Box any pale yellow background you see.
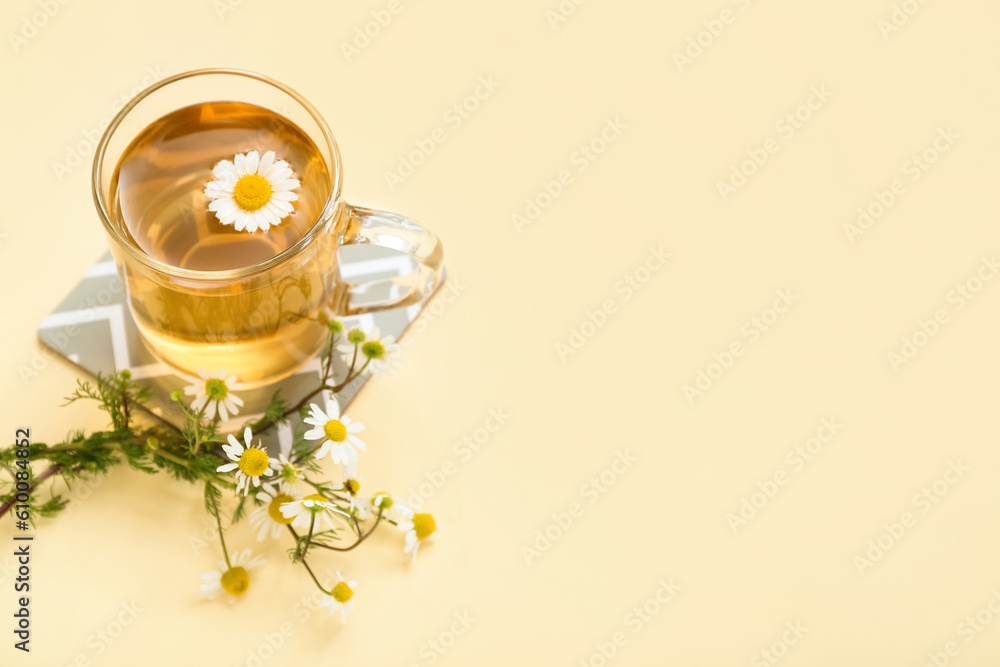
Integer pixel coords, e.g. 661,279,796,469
1,0,998,664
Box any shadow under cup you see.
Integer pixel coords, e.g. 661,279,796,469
92,69,441,389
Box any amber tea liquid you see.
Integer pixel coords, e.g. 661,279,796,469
109,101,339,386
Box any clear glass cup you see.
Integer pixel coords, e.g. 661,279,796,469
93,69,443,388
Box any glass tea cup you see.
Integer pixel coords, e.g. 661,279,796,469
92,69,443,388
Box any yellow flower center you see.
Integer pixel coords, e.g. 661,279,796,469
220,566,250,597
268,493,295,524
345,479,360,495
238,447,270,477
233,173,272,211
361,341,386,360
413,513,437,541
324,420,347,442
281,462,300,485
205,378,228,401
373,493,394,510
332,581,354,603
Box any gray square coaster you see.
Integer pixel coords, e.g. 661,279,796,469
38,245,440,446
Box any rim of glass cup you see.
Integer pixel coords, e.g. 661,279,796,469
92,68,344,281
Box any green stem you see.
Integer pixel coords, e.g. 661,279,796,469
286,525,332,595
251,354,370,438
308,509,383,553
210,493,232,569
302,512,316,558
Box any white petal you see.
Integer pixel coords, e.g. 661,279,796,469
217,463,238,472
227,434,245,454
325,400,341,420
209,200,239,216
271,178,300,191
220,209,242,225
267,163,293,181
257,151,276,179
268,199,295,216
213,160,239,182
253,210,268,232
234,153,249,176
260,206,280,227
265,201,290,221
270,190,298,202
191,394,208,412
245,151,260,174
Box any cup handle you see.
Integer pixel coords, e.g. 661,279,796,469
333,204,445,316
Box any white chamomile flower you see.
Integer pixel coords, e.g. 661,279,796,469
335,468,364,512
204,150,300,233
303,399,366,465
216,427,278,496
338,326,401,376
200,547,266,603
372,494,411,524
318,572,357,624
280,494,349,531
248,484,302,541
272,453,303,493
182,369,243,421
398,512,437,562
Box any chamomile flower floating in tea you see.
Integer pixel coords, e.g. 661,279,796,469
217,427,278,496
318,572,358,624
248,485,301,541
200,548,267,603
182,369,243,422
204,150,301,233
303,399,367,465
